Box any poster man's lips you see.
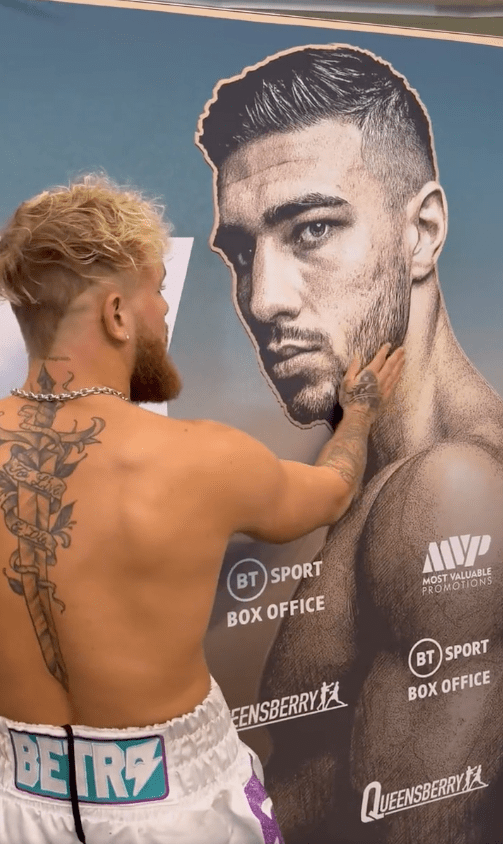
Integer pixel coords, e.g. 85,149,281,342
266,344,322,361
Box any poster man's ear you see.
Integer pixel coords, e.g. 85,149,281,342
406,182,448,282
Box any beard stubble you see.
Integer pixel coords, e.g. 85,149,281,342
258,249,410,427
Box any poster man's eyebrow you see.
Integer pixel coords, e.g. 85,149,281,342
263,193,349,227
212,193,350,249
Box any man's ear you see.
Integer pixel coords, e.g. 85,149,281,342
101,289,131,343
405,182,448,282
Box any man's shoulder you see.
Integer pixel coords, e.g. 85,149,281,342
134,412,252,466
131,409,225,441
393,438,502,489
359,441,503,634
131,407,223,433
364,439,503,554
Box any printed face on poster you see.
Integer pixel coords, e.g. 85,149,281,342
0,3,502,843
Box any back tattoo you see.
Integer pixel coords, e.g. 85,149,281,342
0,366,105,690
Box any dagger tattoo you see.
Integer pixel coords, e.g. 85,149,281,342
0,366,105,691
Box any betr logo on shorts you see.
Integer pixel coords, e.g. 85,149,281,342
10,729,168,803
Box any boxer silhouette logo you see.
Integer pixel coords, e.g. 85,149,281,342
10,730,168,803
423,535,491,573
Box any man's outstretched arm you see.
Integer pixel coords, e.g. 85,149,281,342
215,344,404,543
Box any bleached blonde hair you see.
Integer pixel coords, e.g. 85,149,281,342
0,174,171,355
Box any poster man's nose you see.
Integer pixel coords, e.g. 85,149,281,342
248,239,303,324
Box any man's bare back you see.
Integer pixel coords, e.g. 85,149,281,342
0,364,396,732
0,395,243,729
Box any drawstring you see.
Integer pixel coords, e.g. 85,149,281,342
62,724,86,843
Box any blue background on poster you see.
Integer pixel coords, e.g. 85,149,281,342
0,1,501,466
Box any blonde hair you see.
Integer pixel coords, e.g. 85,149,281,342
0,173,171,355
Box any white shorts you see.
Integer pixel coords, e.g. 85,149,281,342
0,678,284,843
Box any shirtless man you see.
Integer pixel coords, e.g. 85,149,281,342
0,175,403,843
197,46,503,843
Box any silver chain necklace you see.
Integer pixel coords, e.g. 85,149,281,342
11,386,130,403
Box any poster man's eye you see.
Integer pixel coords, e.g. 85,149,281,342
235,246,254,269
296,221,333,245
217,232,255,272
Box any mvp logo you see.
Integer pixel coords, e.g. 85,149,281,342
10,730,168,803
423,535,491,574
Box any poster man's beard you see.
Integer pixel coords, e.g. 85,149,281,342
130,329,182,404
253,256,410,426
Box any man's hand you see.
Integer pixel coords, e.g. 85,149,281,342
339,344,405,419
206,344,404,541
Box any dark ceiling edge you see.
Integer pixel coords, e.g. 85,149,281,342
153,0,503,17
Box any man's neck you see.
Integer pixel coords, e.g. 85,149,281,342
368,280,500,471
22,344,130,399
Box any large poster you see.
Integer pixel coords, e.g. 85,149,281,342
0,2,502,842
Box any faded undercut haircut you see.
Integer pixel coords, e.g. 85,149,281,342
198,46,437,210
0,174,171,357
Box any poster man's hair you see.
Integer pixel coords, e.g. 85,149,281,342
198,45,437,209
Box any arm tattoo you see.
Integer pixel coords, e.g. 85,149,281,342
339,369,381,413
0,365,104,690
316,408,372,489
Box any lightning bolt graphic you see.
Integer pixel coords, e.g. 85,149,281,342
125,739,163,797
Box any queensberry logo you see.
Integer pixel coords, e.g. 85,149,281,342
423,535,491,574
232,680,347,731
361,765,488,823
10,730,168,803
